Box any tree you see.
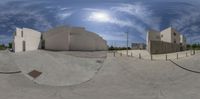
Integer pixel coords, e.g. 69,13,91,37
108,46,114,50
8,43,12,49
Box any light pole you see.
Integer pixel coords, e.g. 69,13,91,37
126,31,129,56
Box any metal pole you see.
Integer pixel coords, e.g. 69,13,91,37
166,54,168,61
131,52,133,57
176,53,178,59
114,51,115,57
186,52,188,57
139,53,141,59
151,54,153,60
126,31,129,56
190,32,193,55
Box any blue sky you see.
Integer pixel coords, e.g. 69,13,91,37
0,0,200,46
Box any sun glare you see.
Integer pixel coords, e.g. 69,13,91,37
89,12,111,22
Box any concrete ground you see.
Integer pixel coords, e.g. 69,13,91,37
0,50,200,98
12,50,107,86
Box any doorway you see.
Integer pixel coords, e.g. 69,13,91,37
22,41,26,52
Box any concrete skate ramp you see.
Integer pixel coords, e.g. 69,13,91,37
13,50,106,86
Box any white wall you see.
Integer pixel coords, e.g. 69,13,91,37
180,35,186,45
44,26,108,51
12,27,41,52
147,29,160,42
160,27,172,43
160,27,181,44
146,29,160,49
171,28,180,44
13,26,107,52
44,26,70,51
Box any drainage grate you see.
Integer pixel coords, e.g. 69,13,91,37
28,70,42,79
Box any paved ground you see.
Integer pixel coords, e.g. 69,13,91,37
0,50,20,73
0,50,200,99
12,50,107,86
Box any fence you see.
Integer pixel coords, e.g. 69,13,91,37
148,40,186,54
111,50,200,61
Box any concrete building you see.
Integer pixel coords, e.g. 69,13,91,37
13,26,107,52
43,26,107,51
180,35,187,50
12,28,41,52
147,27,187,54
131,43,146,50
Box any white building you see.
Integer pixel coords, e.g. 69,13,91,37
146,27,187,54
12,26,108,52
12,28,41,52
160,27,181,44
43,26,107,51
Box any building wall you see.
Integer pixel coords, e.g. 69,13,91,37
69,32,96,51
13,26,107,52
146,29,160,52
180,35,187,50
149,40,180,54
147,27,187,54
43,26,70,51
160,27,181,44
160,27,172,43
44,26,108,51
12,28,41,52
171,28,180,44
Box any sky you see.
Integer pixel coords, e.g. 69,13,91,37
0,0,200,46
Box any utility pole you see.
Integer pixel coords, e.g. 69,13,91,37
190,32,193,55
126,31,129,56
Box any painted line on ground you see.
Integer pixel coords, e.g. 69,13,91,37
169,59,200,74
0,71,21,74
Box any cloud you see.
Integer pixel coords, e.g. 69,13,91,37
111,3,161,30
0,34,12,44
84,7,147,39
85,8,133,27
170,4,200,43
99,31,127,41
84,3,160,40
0,2,54,31
57,12,73,20
57,7,73,20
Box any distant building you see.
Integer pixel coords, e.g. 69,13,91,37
146,27,187,54
131,43,146,50
12,26,108,52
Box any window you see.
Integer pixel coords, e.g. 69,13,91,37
161,35,163,38
174,40,176,43
21,31,23,37
174,32,176,36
